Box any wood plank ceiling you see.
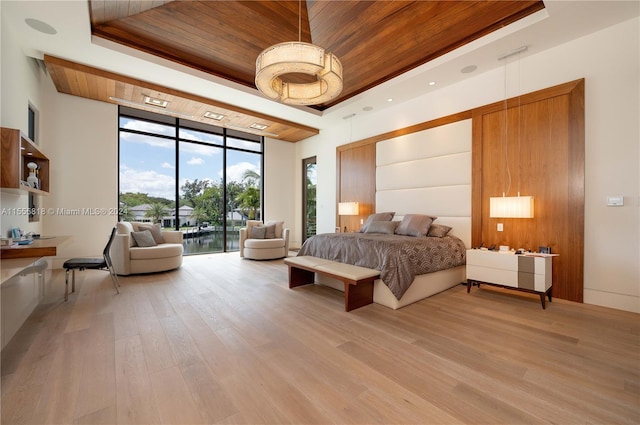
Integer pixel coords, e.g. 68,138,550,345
46,0,544,142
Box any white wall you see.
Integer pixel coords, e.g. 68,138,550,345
0,13,45,237
297,17,640,313
263,138,296,245
40,78,118,265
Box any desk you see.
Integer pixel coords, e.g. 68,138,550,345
0,236,70,259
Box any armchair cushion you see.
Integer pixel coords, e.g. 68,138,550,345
131,230,157,247
250,226,267,239
265,220,284,238
137,223,166,244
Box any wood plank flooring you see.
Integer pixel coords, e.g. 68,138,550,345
1,253,638,424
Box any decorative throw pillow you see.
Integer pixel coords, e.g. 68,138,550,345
250,225,267,239
264,223,277,239
359,212,395,233
265,220,284,238
364,221,399,235
131,230,157,247
427,223,452,238
138,223,166,244
117,221,136,247
245,220,263,238
395,214,437,237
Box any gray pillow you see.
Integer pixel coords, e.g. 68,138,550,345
359,212,395,232
137,223,166,244
264,224,276,239
395,214,437,237
427,223,452,238
364,221,399,235
250,225,267,239
131,230,157,247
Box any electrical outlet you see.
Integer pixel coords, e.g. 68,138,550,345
497,223,504,232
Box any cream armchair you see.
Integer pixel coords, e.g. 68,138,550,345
111,222,184,275
240,220,290,260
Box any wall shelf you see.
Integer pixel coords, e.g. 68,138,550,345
1,127,49,195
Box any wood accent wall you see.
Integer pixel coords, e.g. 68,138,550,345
335,79,584,302
472,79,585,302
336,143,376,233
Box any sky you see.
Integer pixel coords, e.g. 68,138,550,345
119,117,261,200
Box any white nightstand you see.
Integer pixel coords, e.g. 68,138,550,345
466,249,558,309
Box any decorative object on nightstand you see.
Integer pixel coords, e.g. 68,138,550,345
338,201,359,233
466,248,558,308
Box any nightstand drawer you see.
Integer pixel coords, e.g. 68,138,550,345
467,264,518,287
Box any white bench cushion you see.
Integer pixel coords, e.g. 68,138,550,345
285,256,379,281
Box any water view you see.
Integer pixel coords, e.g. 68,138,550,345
182,228,240,255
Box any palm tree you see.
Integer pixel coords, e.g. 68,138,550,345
190,207,209,227
236,187,260,220
145,202,168,225
241,169,261,187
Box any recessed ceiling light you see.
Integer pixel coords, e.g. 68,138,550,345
387,98,393,102
461,65,478,74
144,96,169,108
25,18,57,35
227,124,278,138
108,97,193,119
250,123,268,130
204,111,225,120
428,81,436,86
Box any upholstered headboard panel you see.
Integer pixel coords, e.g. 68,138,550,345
376,119,472,248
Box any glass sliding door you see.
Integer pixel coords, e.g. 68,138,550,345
302,156,317,242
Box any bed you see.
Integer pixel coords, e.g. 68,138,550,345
306,119,472,309
298,215,470,309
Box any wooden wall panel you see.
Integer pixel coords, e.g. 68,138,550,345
335,79,584,302
472,79,585,302
336,144,376,233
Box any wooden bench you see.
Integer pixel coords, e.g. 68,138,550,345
284,256,380,311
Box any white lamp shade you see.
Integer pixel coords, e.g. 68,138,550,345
489,196,534,218
338,201,359,216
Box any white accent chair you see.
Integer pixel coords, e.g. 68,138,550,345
239,220,290,260
111,221,184,275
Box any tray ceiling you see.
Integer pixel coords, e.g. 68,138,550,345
88,0,545,111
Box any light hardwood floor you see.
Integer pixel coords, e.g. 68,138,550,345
1,253,638,424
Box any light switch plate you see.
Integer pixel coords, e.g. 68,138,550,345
497,223,504,232
607,196,624,206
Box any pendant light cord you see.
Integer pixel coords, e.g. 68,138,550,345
503,58,512,197
298,0,302,42
517,50,522,197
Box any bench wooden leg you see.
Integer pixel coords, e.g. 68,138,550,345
344,278,374,312
288,266,314,288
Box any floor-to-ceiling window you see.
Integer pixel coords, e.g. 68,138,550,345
118,106,263,254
